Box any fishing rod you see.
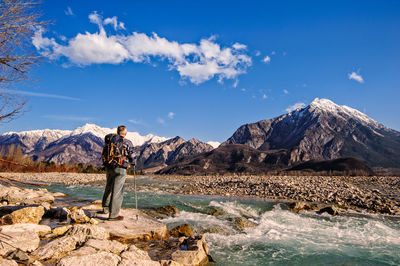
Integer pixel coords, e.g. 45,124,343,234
133,163,138,220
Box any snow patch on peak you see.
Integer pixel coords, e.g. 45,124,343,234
207,141,221,149
309,98,383,129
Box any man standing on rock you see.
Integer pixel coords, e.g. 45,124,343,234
101,125,136,221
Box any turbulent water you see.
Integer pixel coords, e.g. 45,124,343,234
49,181,400,266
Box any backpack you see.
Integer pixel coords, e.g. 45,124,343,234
101,134,127,168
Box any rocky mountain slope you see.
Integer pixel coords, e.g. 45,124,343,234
0,124,214,168
224,98,400,168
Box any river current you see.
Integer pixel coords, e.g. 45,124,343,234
48,180,400,266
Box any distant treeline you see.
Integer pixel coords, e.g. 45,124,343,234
0,145,143,175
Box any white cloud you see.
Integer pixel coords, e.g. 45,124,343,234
233,79,239,88
262,56,271,63
33,12,252,85
3,89,80,101
283,89,289,94
255,50,261,56
167,112,175,119
232,43,247,50
157,118,165,124
65,6,74,16
262,94,267,99
286,102,306,112
128,119,146,126
103,16,125,30
241,88,246,92
348,72,364,83
271,51,276,55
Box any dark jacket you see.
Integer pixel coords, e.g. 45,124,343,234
120,138,136,169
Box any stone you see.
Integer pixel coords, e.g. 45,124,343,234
152,206,179,216
169,224,193,238
0,224,50,256
0,206,44,225
31,236,77,260
91,200,102,205
160,260,183,266
96,208,168,241
0,258,18,266
52,225,72,236
65,224,109,244
52,192,67,197
85,239,127,254
6,249,30,261
45,207,70,220
64,246,97,257
69,208,90,223
234,217,256,229
288,201,312,212
119,245,160,266
170,236,209,266
316,206,338,216
57,251,121,266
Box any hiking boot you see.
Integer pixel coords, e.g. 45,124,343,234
97,209,109,214
108,215,124,221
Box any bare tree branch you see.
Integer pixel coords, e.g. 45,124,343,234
0,0,46,122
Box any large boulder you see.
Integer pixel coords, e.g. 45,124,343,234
0,224,50,256
152,206,179,216
170,236,210,266
0,206,45,225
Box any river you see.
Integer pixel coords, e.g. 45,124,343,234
47,178,400,266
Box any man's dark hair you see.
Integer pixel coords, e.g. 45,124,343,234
117,125,127,134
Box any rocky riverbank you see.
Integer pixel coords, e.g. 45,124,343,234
1,172,399,215
0,182,211,265
156,175,400,215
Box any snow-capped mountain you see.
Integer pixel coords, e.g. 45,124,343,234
0,124,215,168
224,98,400,168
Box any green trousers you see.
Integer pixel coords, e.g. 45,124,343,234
102,167,126,218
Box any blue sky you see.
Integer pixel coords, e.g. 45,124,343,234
1,0,399,142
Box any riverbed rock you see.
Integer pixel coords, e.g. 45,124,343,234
0,258,18,266
119,245,160,266
96,208,168,242
31,235,77,260
288,201,313,212
45,207,70,220
6,249,30,261
65,224,109,244
84,239,127,254
57,251,121,266
316,206,338,216
52,225,72,236
0,224,50,256
0,184,54,205
153,206,179,216
170,235,210,266
234,217,256,229
69,207,90,223
0,206,44,225
169,224,193,238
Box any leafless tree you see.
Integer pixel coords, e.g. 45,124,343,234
0,0,46,122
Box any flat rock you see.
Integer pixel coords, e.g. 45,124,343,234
95,208,168,241
0,258,18,266
65,224,109,244
85,239,127,254
0,224,49,256
170,236,209,266
32,235,77,261
57,251,121,266
0,206,44,225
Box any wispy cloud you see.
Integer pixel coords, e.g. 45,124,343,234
65,6,74,16
348,71,364,83
33,12,252,85
271,51,276,55
286,102,306,112
157,118,165,124
43,115,92,121
255,50,261,56
167,112,175,119
262,56,271,63
262,94,268,99
2,89,80,101
128,119,146,126
283,89,289,94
